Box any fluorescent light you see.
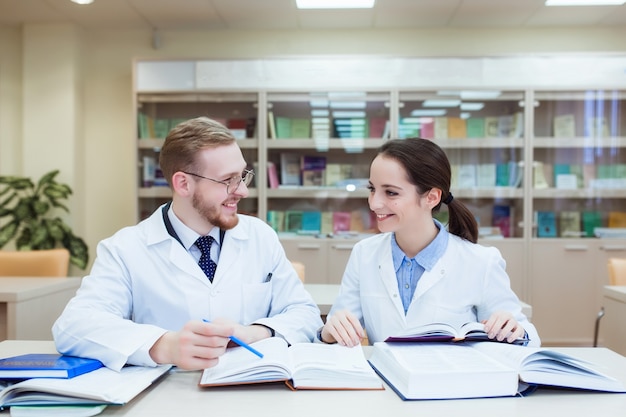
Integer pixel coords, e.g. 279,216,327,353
296,0,375,9
71,0,94,4
422,99,461,108
460,90,502,99
460,112,471,119
410,109,447,117
329,101,367,109
309,100,329,108
546,0,625,5
460,102,485,111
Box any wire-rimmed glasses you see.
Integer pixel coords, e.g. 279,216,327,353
183,169,254,194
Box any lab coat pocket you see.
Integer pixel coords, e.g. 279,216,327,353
241,282,272,322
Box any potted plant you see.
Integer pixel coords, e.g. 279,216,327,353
0,170,89,269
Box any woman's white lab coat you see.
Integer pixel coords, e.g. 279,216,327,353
53,206,322,370
328,232,540,346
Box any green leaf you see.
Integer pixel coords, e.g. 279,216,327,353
14,200,34,221
8,178,34,191
64,233,89,270
37,170,60,188
32,200,50,216
0,222,18,247
15,228,32,250
46,219,65,241
30,226,49,248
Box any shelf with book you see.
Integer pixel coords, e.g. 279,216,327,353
531,89,626,240
135,92,261,220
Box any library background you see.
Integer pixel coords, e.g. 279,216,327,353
135,56,626,347
2,1,626,349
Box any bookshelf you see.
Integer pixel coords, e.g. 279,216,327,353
134,56,626,346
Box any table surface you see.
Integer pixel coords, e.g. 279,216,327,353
0,277,81,302
604,285,626,303
1,340,625,417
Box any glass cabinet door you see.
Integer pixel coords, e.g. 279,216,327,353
398,90,527,239
532,90,626,239
265,91,390,236
136,92,259,220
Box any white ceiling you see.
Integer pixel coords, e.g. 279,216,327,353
0,0,625,31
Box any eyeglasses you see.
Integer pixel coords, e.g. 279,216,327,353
183,169,255,194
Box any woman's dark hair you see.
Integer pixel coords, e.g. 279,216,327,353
376,138,478,243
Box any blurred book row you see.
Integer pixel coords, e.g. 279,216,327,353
534,210,626,238
267,209,378,235
398,113,524,140
267,154,370,188
138,114,256,140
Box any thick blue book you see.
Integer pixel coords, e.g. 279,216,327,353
0,354,103,379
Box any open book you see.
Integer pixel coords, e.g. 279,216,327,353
384,321,527,345
368,342,626,400
199,337,383,390
0,364,171,408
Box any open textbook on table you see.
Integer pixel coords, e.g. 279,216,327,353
384,321,527,345
368,342,626,400
0,364,171,408
199,337,383,390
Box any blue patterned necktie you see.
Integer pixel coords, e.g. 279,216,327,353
195,236,217,282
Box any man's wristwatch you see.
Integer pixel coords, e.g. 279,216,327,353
316,327,325,343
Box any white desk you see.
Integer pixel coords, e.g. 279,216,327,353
1,340,625,417
0,277,81,340
601,285,626,356
304,283,533,320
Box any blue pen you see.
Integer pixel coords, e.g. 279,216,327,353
202,319,264,359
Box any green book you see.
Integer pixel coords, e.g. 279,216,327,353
559,211,582,238
285,211,303,232
275,117,292,139
291,118,311,139
466,118,485,138
582,211,602,237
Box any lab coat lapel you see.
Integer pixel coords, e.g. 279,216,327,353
145,209,212,283
376,234,407,320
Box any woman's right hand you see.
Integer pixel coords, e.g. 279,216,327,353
321,309,365,347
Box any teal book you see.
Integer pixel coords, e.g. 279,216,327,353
582,211,602,237
301,211,322,233
537,211,557,238
495,163,510,186
0,354,103,379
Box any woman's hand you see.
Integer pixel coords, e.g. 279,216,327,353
482,311,525,344
321,310,364,347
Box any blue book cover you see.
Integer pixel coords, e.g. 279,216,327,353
0,354,103,379
537,211,557,238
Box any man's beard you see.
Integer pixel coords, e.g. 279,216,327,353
192,191,239,230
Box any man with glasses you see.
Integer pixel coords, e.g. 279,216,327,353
53,117,322,371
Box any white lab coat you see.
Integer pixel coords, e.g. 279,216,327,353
328,232,540,346
53,205,322,370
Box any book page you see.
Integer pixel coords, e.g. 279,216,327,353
288,344,382,389
0,365,171,407
369,342,517,399
470,343,626,392
199,337,292,386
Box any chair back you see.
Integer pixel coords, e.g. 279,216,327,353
0,249,70,277
607,258,626,286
